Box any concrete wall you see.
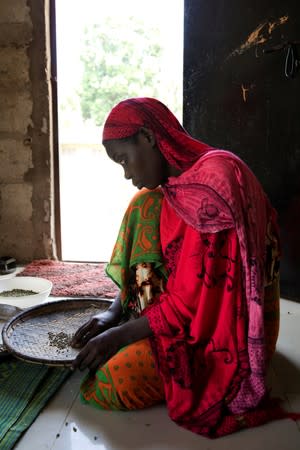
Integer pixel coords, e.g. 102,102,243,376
0,0,56,262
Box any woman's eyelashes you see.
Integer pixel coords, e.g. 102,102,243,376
116,156,127,166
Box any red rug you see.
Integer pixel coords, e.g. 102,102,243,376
18,260,118,298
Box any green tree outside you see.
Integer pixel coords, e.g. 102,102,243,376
79,16,165,126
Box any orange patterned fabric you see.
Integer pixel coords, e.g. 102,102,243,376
80,339,164,410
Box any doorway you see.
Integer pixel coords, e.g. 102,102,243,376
55,0,184,262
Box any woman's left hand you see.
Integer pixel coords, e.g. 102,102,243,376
71,326,122,372
71,316,153,373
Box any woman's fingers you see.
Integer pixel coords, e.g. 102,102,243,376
89,357,104,373
71,349,83,370
71,328,119,372
78,351,96,371
74,321,91,339
82,350,110,372
72,319,102,347
71,321,91,346
72,344,109,372
72,344,93,371
75,325,101,347
71,318,107,348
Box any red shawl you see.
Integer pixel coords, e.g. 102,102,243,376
102,98,296,436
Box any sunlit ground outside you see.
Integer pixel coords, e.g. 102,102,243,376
56,0,183,261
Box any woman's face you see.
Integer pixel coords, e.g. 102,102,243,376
104,130,169,190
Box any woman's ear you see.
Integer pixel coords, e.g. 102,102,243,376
139,127,156,146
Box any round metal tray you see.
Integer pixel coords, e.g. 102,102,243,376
2,298,111,366
0,304,21,359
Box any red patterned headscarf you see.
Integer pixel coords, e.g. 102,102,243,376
102,97,214,170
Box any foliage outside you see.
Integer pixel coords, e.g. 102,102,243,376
60,16,181,128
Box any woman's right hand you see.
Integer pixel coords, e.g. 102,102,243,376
71,292,123,348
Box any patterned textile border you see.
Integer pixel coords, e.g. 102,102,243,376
18,259,118,298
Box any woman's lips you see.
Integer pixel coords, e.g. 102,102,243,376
133,179,143,189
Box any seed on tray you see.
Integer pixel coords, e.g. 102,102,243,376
48,331,71,350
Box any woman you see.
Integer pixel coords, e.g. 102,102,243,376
71,97,284,437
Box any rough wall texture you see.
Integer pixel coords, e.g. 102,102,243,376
0,0,56,262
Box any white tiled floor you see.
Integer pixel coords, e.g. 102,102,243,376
15,299,300,450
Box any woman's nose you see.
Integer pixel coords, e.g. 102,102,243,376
124,167,132,180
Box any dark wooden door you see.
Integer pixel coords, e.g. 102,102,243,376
183,0,300,300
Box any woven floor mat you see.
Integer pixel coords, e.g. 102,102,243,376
18,259,118,298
